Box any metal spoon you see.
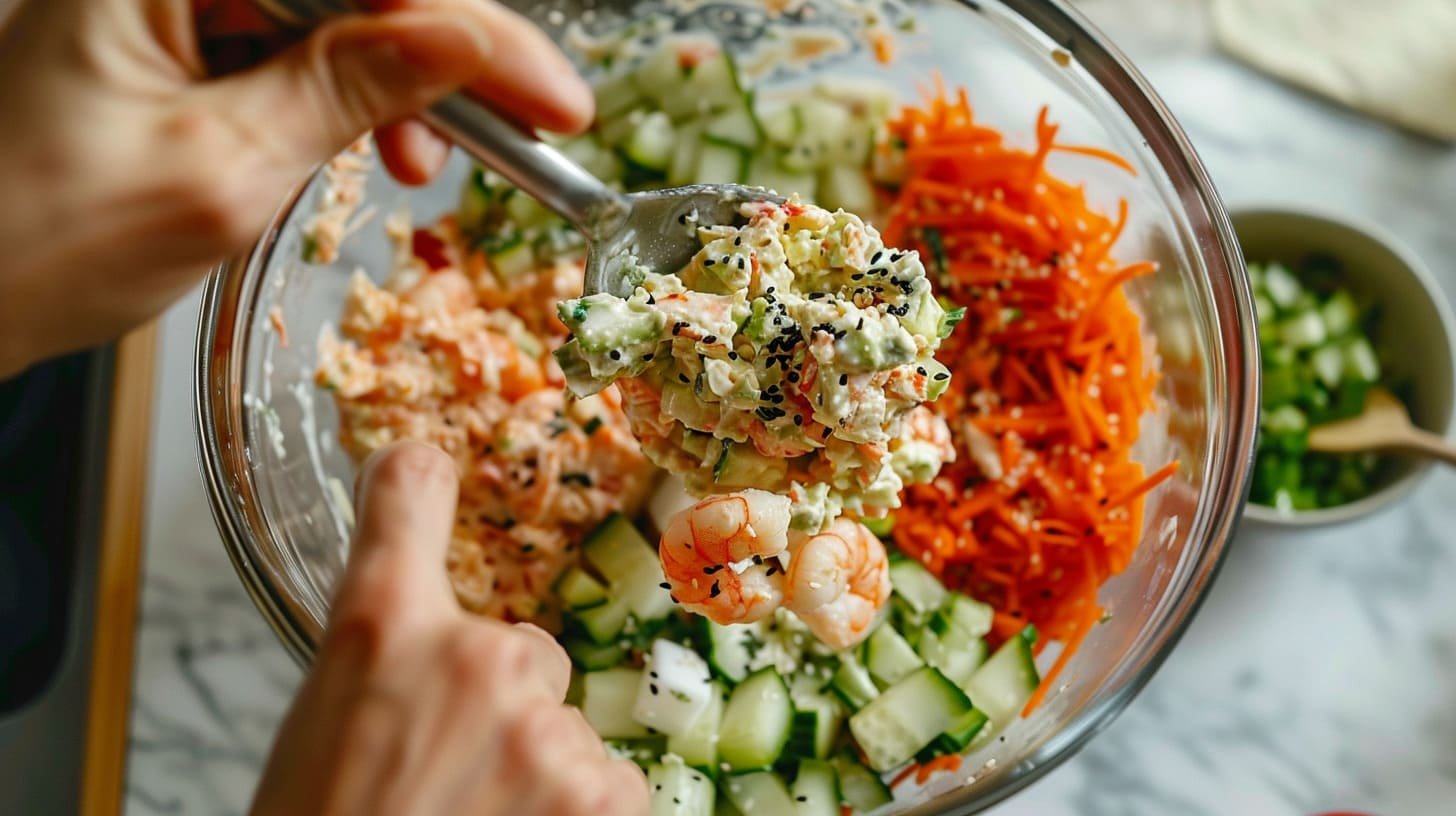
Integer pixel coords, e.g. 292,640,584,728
254,0,781,297
1307,386,1456,466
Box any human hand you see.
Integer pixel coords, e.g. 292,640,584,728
251,441,648,816
0,0,592,377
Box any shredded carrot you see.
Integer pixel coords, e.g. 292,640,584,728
885,92,1178,716
915,753,963,784
890,764,921,789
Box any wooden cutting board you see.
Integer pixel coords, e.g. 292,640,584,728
79,324,157,816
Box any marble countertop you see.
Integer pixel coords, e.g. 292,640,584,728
124,1,1456,813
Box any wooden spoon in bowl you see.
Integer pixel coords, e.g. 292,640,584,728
1307,387,1456,466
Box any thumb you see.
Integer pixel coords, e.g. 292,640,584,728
206,9,491,176
334,441,461,619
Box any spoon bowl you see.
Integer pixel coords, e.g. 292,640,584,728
1308,387,1456,466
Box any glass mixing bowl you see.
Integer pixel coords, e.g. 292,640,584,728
195,0,1258,811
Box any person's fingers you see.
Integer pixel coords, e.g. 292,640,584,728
375,118,453,186
334,441,460,618
197,9,492,180
511,623,573,701
362,0,594,134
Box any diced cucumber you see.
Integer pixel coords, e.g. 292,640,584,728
781,99,852,171
754,98,802,145
964,633,1040,741
560,133,625,184
606,735,667,768
915,619,987,690
718,668,793,771
595,69,649,119
1309,344,1345,390
459,169,502,233
927,706,989,757
636,640,715,736
483,234,537,282
943,594,994,639
702,619,767,682
788,680,845,760
825,125,873,166
695,140,749,185
626,111,677,172
829,754,893,812
582,668,650,739
669,121,706,186
722,771,796,815
634,43,687,102
816,166,876,214
1344,337,1380,383
502,189,556,231
713,442,789,489
649,761,715,816
668,681,726,772
828,655,879,711
705,105,762,150
888,559,947,619
600,107,648,147
1279,310,1327,349
574,595,631,645
1320,290,1358,337
790,760,841,816
1261,263,1302,309
864,624,923,687
685,52,744,113
746,150,817,199
583,514,675,621
810,80,898,122
557,566,610,611
848,666,973,771
566,637,626,671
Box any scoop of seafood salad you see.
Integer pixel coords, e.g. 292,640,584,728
555,196,962,532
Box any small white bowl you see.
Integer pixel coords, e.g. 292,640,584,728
1234,207,1456,528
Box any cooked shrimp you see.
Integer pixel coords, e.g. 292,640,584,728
783,518,890,650
659,490,792,625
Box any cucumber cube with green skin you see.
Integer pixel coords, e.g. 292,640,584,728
633,640,714,737
722,772,797,815
718,669,793,771
566,638,626,671
829,754,892,812
864,624,924,687
648,761,715,816
1309,344,1346,390
667,681,725,773
849,666,973,770
964,634,1040,745
582,668,650,738
625,111,677,171
789,760,841,816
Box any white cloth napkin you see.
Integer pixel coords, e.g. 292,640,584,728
1211,0,1456,141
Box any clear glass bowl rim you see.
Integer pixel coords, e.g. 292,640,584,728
193,0,1261,811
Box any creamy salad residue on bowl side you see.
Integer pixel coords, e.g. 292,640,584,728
555,196,963,532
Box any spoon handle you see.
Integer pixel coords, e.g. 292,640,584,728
1398,428,1456,467
252,0,629,236
421,97,628,237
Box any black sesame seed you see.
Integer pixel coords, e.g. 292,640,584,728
704,258,716,267
709,582,721,598
934,372,950,381
659,581,672,589
641,353,653,362
650,684,659,695
796,796,808,803
793,415,803,426
703,334,718,344
822,427,832,439
679,373,691,383
872,250,884,263
839,374,848,386
917,366,927,376
609,350,621,360
788,371,800,382
737,257,746,270
856,318,864,330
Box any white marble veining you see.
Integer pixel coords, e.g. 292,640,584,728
125,1,1456,813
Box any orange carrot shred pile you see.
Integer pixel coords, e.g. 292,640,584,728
881,84,1179,727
